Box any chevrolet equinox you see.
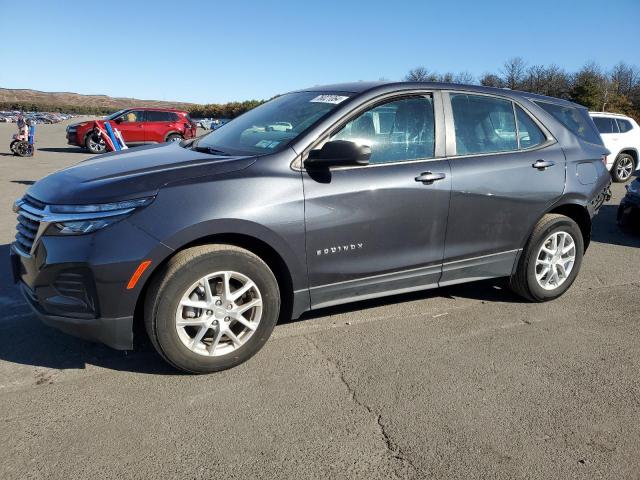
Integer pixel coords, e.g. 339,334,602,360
11,82,612,373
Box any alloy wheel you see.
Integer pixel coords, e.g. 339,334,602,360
535,231,576,290
616,156,634,181
175,271,263,357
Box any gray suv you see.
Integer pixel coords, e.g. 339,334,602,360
11,82,612,373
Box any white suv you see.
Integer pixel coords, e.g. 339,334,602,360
590,112,640,182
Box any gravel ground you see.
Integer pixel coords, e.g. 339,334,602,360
0,119,639,480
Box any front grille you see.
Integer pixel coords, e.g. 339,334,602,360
15,195,47,255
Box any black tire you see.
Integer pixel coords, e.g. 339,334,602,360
165,133,183,143
611,153,635,183
9,140,18,154
85,132,106,154
510,214,584,302
144,245,280,373
14,141,33,157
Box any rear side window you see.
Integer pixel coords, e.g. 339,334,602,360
592,116,618,134
515,105,546,149
450,94,517,155
146,111,178,122
535,101,602,144
617,119,633,133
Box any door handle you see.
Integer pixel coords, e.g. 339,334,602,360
415,172,446,183
532,160,555,170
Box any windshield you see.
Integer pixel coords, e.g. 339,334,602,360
106,109,128,120
194,92,352,155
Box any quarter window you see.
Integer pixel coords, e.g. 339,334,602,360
534,101,602,144
515,105,546,149
617,119,633,133
450,94,517,155
331,96,435,164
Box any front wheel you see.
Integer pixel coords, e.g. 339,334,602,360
144,245,280,373
85,132,106,154
510,214,584,302
611,153,635,183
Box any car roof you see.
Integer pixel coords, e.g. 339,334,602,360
588,111,631,118
128,107,187,113
296,81,582,108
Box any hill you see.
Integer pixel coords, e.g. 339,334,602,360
0,88,195,114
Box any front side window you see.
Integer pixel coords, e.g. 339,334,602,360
331,96,435,164
515,105,546,149
118,110,144,123
617,119,633,133
451,94,517,155
195,91,352,155
534,101,602,145
592,116,618,134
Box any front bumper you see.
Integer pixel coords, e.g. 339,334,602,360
19,280,133,349
9,217,173,350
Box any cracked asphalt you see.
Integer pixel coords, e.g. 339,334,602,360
1,121,639,479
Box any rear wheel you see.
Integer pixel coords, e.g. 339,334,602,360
611,153,635,183
144,245,280,373
166,133,183,143
85,132,106,154
510,214,584,302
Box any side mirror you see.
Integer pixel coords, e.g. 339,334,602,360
305,140,371,168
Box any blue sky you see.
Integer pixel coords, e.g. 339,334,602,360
1,0,638,104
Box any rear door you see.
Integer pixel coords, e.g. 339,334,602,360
144,110,175,143
114,110,146,144
302,93,451,308
440,92,565,285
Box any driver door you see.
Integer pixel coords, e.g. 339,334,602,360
114,110,146,144
302,94,451,309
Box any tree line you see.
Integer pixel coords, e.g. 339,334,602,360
405,59,640,120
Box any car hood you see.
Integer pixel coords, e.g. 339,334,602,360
27,142,257,205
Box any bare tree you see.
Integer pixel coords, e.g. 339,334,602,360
479,73,503,88
453,71,475,85
501,57,527,90
405,67,438,82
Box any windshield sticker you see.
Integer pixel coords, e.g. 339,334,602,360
310,95,349,104
255,140,281,149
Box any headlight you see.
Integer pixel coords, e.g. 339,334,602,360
54,215,129,234
46,197,154,235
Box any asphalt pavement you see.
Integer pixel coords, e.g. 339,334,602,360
0,120,639,479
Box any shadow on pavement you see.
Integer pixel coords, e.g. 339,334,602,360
10,180,35,185
591,204,640,248
37,147,88,154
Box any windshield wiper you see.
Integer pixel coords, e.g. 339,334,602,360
191,145,232,156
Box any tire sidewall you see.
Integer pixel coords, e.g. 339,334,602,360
612,154,634,183
85,133,105,154
153,250,280,373
524,218,584,301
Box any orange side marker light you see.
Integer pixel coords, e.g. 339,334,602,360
127,260,152,290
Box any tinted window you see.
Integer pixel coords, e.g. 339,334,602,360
617,119,633,133
535,101,602,144
332,96,435,164
515,105,546,148
592,116,618,134
451,94,517,155
146,111,173,122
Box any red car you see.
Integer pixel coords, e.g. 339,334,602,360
66,107,197,154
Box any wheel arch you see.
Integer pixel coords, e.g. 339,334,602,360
132,231,298,344
164,130,183,142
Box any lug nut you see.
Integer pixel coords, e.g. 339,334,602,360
215,300,222,306
206,310,213,316
224,316,230,321
212,320,218,326
227,304,233,309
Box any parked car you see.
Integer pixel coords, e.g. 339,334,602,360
12,82,611,373
618,177,640,228
66,108,197,154
590,112,640,182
